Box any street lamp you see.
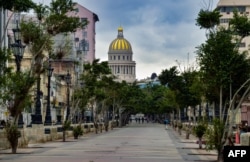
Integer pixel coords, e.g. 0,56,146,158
65,71,71,121
44,60,54,125
31,76,43,124
10,23,26,72
10,22,26,127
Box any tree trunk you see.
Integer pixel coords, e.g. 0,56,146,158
186,121,191,139
198,137,202,149
11,145,17,154
217,150,223,162
94,123,98,134
63,130,66,142
11,139,18,154
100,124,102,133
186,128,190,139
219,86,223,121
105,122,109,132
178,128,182,135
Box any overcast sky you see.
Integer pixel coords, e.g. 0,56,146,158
35,0,219,80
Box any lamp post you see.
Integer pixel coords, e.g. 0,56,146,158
10,22,26,127
44,61,53,125
10,23,26,72
65,71,71,121
31,77,43,124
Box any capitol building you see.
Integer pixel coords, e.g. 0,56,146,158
108,27,136,83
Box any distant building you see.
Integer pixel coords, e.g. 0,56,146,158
137,76,161,89
217,0,250,126
69,3,99,64
217,0,250,53
108,27,136,83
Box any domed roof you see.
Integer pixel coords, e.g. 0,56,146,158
108,27,132,53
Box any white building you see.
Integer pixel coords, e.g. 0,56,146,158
217,0,250,52
217,0,250,126
108,27,136,83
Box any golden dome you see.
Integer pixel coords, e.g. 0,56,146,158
109,38,132,51
108,27,132,52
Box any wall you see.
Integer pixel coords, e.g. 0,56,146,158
0,122,114,149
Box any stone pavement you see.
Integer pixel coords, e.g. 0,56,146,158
0,122,218,162
166,126,217,162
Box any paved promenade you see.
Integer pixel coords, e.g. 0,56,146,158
0,122,217,162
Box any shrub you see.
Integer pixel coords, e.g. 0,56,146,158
73,125,83,139
195,124,207,138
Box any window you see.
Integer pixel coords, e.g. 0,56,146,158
110,56,112,60
219,6,246,13
117,67,120,73
82,31,87,38
220,18,230,24
75,37,79,42
239,42,246,48
123,56,125,60
114,56,116,60
118,56,120,60
81,17,87,23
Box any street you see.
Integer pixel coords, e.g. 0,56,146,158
0,122,217,162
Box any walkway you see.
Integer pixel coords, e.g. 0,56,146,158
0,122,217,162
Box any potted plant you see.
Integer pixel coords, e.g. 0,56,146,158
177,122,183,135
73,125,83,139
4,122,21,153
194,124,207,149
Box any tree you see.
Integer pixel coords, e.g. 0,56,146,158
194,119,207,149
0,0,87,153
158,66,183,121
0,0,34,12
76,59,112,132
196,8,250,162
196,8,221,31
204,118,224,161
0,1,36,154
159,66,202,123
0,0,35,45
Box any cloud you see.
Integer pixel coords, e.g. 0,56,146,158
34,0,219,79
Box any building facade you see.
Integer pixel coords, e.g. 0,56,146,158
68,3,99,64
108,27,136,83
217,0,250,126
217,0,250,52
0,3,99,125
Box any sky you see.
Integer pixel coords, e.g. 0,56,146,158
35,0,219,80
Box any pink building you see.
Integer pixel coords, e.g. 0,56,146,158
68,3,99,64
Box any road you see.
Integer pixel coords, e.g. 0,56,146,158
0,122,217,162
